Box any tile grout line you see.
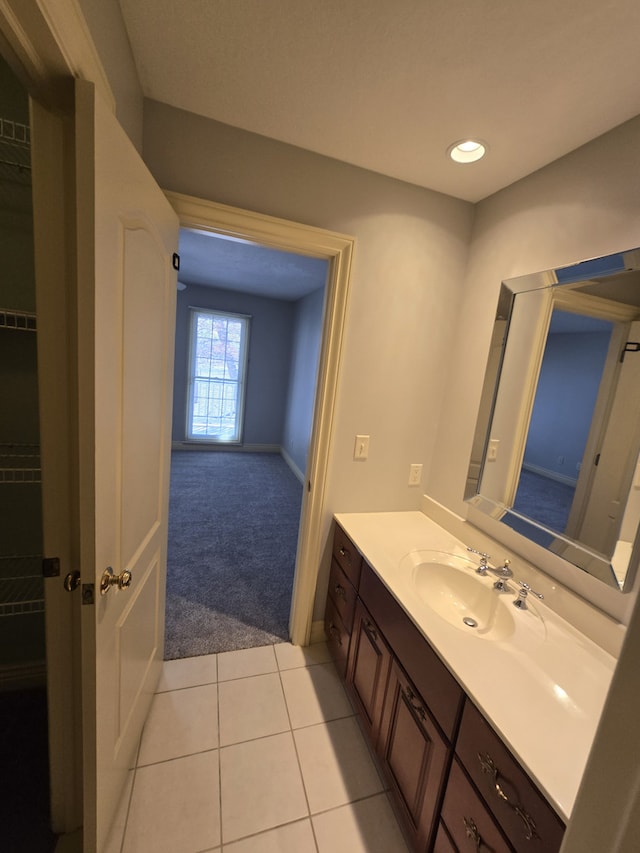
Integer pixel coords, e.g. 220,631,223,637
276,646,322,853
133,645,349,852
118,718,145,853
216,670,223,852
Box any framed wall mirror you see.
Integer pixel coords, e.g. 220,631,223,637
466,248,640,592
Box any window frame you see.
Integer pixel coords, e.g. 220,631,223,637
185,307,251,444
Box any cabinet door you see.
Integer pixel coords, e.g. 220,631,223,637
378,658,450,852
346,599,392,743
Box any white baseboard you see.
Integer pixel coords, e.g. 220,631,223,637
522,462,578,488
172,441,280,453
280,447,306,485
309,620,326,645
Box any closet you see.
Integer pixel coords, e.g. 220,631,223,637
0,55,55,852
0,58,44,690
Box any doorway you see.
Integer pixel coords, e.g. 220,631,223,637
165,228,328,656
165,191,354,649
0,54,56,852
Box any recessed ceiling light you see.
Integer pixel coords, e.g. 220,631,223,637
448,139,487,164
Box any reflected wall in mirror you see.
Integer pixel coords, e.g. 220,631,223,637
466,248,640,592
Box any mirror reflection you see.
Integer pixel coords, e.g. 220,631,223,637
466,249,640,591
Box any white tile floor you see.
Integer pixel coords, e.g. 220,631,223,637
106,642,410,853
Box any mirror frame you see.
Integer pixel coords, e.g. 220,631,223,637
465,248,640,593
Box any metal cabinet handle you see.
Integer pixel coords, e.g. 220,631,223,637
339,545,351,563
403,684,427,721
100,566,133,595
364,619,378,641
463,816,482,851
478,752,539,840
334,582,347,601
328,623,342,645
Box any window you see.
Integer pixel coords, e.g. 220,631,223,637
186,308,250,443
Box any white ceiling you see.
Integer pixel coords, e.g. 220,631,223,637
178,228,329,300
119,0,640,203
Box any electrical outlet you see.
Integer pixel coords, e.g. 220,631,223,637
408,463,423,485
354,434,370,460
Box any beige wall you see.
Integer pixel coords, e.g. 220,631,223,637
142,99,475,616
77,0,143,150
429,115,640,624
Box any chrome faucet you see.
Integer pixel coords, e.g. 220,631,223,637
466,547,490,574
467,548,513,582
513,580,544,609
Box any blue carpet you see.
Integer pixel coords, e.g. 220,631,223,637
164,451,303,658
511,468,575,534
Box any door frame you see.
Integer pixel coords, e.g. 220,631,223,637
166,191,354,645
0,0,119,837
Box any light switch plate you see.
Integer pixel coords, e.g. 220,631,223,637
408,463,423,485
354,434,370,460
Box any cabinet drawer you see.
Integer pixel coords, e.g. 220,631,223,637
433,822,457,853
332,524,362,589
324,597,350,678
456,701,565,853
328,558,357,633
360,561,464,741
441,759,512,853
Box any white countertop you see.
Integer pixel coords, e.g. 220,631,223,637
334,511,616,823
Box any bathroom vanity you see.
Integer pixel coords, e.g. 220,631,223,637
324,512,616,852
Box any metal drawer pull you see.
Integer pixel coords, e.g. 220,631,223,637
478,752,539,840
339,545,351,563
334,582,347,600
463,816,482,851
403,685,427,721
328,623,342,645
364,620,378,641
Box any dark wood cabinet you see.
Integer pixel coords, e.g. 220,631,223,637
359,560,464,742
324,527,360,677
325,523,566,853
332,523,362,588
378,658,451,852
454,701,565,853
440,759,512,852
324,595,350,677
345,598,392,743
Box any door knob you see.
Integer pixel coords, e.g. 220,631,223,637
100,566,133,595
63,571,81,592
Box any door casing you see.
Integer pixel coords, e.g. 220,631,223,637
165,192,354,646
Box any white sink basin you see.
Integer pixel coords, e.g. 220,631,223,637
399,550,522,641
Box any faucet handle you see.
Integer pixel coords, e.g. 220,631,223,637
467,547,489,559
513,580,544,609
467,547,490,574
517,580,543,598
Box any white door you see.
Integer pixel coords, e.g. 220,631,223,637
62,79,177,851
575,320,640,555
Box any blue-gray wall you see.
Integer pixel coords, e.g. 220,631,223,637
282,286,326,477
172,284,296,445
523,331,612,481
